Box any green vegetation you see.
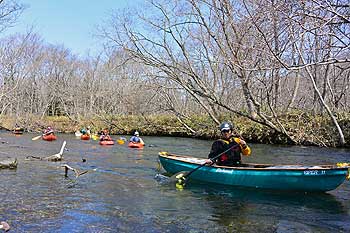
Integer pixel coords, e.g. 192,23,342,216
1,113,349,148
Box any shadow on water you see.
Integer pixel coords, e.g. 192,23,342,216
160,180,350,232
185,181,347,213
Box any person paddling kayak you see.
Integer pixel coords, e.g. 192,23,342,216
129,131,144,145
99,129,112,141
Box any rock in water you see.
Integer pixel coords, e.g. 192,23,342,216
0,158,17,169
0,221,10,231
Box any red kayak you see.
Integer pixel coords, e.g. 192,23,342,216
99,140,114,145
42,134,57,141
13,128,24,135
128,142,145,148
81,134,90,140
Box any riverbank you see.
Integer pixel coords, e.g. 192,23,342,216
1,113,349,147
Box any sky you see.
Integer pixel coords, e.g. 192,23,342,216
5,0,141,56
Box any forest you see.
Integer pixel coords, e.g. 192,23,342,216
0,0,349,147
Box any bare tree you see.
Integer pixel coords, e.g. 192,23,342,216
97,0,349,145
243,0,349,145
0,0,25,33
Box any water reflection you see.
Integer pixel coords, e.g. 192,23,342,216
181,181,349,232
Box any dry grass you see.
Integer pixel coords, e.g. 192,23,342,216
1,113,349,147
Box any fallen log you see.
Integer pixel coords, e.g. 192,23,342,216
46,141,66,161
0,158,17,169
62,164,89,178
25,141,66,162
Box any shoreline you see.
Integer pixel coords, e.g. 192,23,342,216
1,114,349,148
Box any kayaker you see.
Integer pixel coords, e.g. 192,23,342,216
43,126,54,135
80,126,91,135
100,129,112,141
13,123,24,134
86,126,91,135
205,122,251,166
14,123,21,130
129,131,144,144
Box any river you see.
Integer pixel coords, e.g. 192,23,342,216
0,131,349,232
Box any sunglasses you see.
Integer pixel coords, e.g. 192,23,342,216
221,129,230,133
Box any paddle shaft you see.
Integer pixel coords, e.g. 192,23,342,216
32,130,55,141
32,135,42,141
184,145,236,178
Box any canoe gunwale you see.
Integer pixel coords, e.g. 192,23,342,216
159,152,348,171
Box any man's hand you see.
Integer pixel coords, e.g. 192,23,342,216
240,139,247,149
204,159,214,165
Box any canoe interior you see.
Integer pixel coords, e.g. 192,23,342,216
161,153,342,170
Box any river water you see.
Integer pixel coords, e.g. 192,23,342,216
0,131,349,232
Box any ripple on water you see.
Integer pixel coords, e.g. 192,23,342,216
0,132,349,232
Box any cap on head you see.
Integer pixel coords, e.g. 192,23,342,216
134,131,139,136
219,122,233,132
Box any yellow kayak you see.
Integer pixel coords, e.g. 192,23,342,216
117,139,125,145
91,134,99,140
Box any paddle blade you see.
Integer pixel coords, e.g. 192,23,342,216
154,172,188,189
176,182,185,190
169,171,190,188
169,171,189,181
32,135,42,141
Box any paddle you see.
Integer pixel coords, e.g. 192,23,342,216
173,145,237,188
32,130,54,141
32,135,42,141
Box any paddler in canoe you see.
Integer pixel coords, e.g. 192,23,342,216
204,121,251,166
175,121,251,188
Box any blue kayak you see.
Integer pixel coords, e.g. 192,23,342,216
158,152,349,192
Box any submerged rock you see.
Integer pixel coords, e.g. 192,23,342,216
0,158,17,169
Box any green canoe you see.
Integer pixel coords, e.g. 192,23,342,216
158,152,349,192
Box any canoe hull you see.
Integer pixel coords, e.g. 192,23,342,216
42,134,57,141
81,134,90,140
99,140,114,145
159,153,349,192
13,128,24,135
128,142,144,148
13,131,24,135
